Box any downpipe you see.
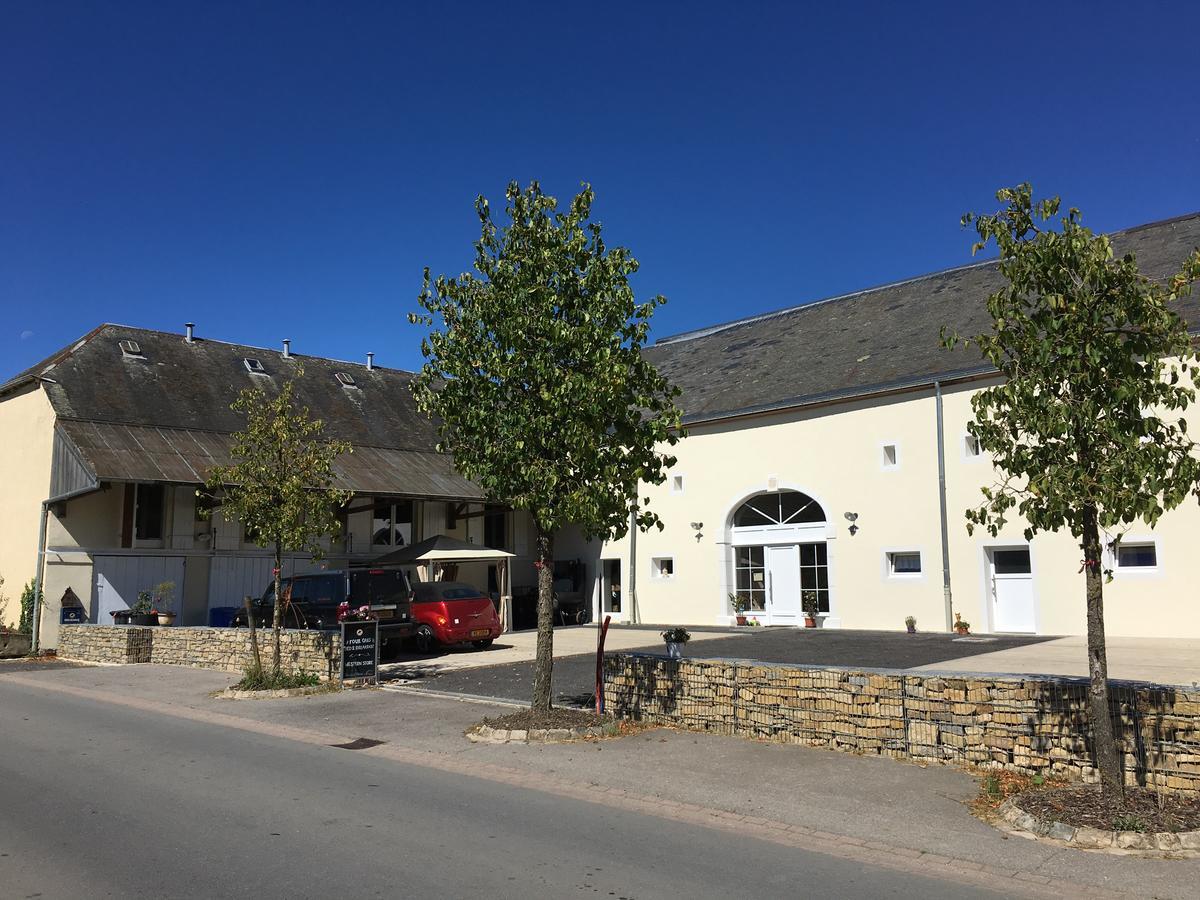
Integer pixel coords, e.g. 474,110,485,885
935,381,954,631
31,501,49,653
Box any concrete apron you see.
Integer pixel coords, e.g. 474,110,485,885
918,635,1200,687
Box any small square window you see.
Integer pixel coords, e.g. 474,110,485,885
882,443,898,469
671,475,684,494
964,434,982,457
888,552,922,576
1116,543,1157,569
651,557,675,579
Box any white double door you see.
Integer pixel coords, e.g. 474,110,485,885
764,544,802,626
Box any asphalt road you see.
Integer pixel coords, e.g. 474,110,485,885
404,626,1056,706
1,679,1018,899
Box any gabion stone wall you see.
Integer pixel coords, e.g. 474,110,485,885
59,625,339,678
603,654,1200,794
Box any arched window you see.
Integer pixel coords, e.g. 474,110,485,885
732,491,825,528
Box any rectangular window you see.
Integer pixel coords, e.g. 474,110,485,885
964,434,982,458
888,551,922,576
882,443,898,469
651,557,675,579
372,499,414,547
134,483,165,542
799,542,830,613
671,474,684,494
1116,542,1157,570
734,546,767,612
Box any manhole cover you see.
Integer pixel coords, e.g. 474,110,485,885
331,737,387,750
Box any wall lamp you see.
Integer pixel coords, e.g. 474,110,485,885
844,511,859,536
690,521,704,542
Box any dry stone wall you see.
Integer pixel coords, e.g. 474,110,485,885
604,654,1200,794
59,625,339,678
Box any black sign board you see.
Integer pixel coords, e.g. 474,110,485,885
60,606,87,625
340,620,378,683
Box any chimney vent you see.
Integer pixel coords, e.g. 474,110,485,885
282,339,291,359
184,323,195,343
366,352,374,371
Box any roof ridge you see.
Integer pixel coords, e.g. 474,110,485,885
653,209,1200,347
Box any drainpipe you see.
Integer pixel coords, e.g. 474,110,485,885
31,501,49,653
934,381,954,631
628,507,639,625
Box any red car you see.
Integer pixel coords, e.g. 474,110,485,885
411,581,501,652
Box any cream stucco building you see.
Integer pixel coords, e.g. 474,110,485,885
577,212,1200,640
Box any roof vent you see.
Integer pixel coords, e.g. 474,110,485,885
281,339,291,359
184,323,195,343
366,352,374,371
335,372,357,388
119,340,144,358
244,358,268,375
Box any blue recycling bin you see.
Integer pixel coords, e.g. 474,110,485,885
207,606,237,628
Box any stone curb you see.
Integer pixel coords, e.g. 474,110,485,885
466,723,611,744
996,797,1200,857
217,685,335,700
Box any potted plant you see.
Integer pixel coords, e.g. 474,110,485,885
152,581,177,626
728,592,749,626
954,613,971,635
905,615,917,634
661,626,691,659
802,591,820,628
130,591,157,626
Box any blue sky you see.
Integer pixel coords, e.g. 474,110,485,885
3,1,1198,376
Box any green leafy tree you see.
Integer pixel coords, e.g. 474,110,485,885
943,185,1200,798
204,369,351,676
19,578,40,635
410,181,684,711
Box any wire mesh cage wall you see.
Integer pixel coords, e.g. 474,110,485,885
603,655,1200,794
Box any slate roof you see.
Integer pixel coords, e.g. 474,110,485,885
3,325,481,500
648,213,1200,424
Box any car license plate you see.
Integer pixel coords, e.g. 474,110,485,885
470,628,490,638
374,609,394,619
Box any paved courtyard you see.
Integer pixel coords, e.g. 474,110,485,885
387,626,1058,706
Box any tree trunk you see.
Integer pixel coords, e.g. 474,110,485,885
1083,508,1124,799
531,525,555,712
272,541,283,676
244,595,263,675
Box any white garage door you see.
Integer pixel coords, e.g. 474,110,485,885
207,556,312,611
94,556,187,624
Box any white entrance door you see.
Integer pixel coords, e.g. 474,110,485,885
94,556,187,623
990,547,1036,633
766,544,802,625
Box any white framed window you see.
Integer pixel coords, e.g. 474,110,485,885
1114,540,1159,572
371,499,414,547
671,474,685,494
886,551,922,578
964,434,982,459
651,557,675,579
881,442,899,470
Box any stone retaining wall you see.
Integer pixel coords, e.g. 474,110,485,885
603,654,1200,794
59,625,339,678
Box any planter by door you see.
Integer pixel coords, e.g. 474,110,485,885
131,614,157,626
665,641,684,659
156,613,176,626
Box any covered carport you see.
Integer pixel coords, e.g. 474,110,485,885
370,535,516,631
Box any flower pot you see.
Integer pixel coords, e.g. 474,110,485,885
665,641,685,659
111,610,133,626
735,615,747,626
804,616,816,628
906,624,916,634
156,613,176,626
131,614,157,626
955,627,970,636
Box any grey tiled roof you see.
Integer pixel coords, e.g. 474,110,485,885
9,325,481,499
648,213,1200,424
